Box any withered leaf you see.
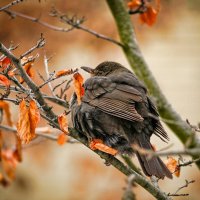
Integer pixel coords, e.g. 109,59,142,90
0,75,10,87
0,101,13,126
57,133,68,145
58,113,69,134
73,72,84,105
89,139,118,156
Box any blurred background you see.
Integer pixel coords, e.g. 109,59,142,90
0,0,200,199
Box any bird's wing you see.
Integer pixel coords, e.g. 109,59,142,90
82,76,144,122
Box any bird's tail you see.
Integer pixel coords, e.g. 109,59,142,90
135,134,172,179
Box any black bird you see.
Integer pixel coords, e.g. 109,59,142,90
70,61,172,179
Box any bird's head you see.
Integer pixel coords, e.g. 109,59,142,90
81,61,127,76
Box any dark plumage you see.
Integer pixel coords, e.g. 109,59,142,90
70,61,172,179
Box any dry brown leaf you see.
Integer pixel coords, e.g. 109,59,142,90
73,72,84,105
29,100,40,136
0,57,12,70
1,149,19,180
89,139,118,156
0,101,13,126
128,0,141,9
140,6,158,26
55,69,74,78
13,135,22,162
57,133,68,145
17,99,40,144
165,156,180,177
20,58,34,84
58,113,69,134
17,99,31,144
0,74,10,87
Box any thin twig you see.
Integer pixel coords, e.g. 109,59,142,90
43,53,56,97
0,124,78,143
52,79,70,92
0,0,24,12
168,180,195,197
4,9,75,32
20,34,45,59
50,8,123,47
132,143,200,158
178,157,200,168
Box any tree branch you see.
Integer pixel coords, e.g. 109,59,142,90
0,0,24,12
106,0,200,168
3,9,74,33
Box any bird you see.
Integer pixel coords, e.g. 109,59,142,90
70,61,172,179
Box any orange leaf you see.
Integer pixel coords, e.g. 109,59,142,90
89,139,118,156
13,135,22,162
73,72,84,105
58,113,69,134
20,58,34,84
174,165,181,177
57,133,68,145
0,57,11,70
0,74,10,87
55,69,74,78
165,156,180,177
140,6,158,26
128,0,141,9
29,100,40,136
17,99,31,144
0,101,13,126
17,99,39,144
1,149,19,180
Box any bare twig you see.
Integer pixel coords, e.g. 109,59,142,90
52,79,71,92
178,157,200,168
186,119,200,132
168,180,195,197
0,0,24,12
20,34,45,59
0,85,67,108
132,143,200,158
43,53,56,96
0,124,78,143
4,9,75,32
50,7,123,47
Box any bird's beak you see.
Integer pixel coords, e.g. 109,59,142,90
81,66,94,74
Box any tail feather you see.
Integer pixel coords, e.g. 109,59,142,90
135,134,172,179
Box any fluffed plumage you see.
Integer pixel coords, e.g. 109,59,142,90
70,61,172,179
